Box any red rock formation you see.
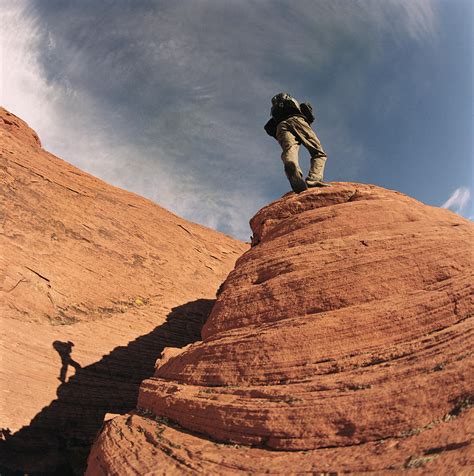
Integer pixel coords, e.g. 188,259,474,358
0,108,247,473
87,183,473,474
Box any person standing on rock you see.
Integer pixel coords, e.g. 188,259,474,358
265,93,330,193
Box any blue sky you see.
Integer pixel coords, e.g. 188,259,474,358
1,0,472,240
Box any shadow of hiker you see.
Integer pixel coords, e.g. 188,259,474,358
0,298,215,476
52,341,82,384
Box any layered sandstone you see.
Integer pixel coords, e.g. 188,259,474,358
87,183,473,474
0,108,247,474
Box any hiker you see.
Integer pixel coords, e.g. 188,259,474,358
264,93,329,193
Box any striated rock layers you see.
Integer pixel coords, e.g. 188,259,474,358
0,108,247,474
88,183,473,474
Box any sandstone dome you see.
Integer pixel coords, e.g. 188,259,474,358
87,183,473,474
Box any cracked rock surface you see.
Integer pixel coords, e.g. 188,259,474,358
88,183,473,474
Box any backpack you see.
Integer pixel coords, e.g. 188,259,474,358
264,117,277,138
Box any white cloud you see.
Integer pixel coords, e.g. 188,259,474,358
1,1,56,132
441,187,471,215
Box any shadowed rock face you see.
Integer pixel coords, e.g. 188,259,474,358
0,108,247,474
87,183,473,474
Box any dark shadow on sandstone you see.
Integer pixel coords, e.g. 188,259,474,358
0,298,215,476
53,340,82,383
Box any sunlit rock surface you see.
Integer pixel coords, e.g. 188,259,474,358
88,183,473,474
0,107,247,474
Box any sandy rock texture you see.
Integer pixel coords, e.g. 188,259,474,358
88,183,473,474
0,108,247,474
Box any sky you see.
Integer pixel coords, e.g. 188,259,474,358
1,0,472,240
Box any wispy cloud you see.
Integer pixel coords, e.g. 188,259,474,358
1,0,443,239
441,187,472,217
396,0,437,42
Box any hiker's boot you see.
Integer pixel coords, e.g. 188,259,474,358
284,162,308,193
306,157,330,187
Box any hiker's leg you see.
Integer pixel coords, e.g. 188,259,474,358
291,117,329,184
276,121,307,193
276,121,301,173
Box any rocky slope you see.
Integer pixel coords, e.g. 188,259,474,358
0,108,247,474
87,183,473,474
